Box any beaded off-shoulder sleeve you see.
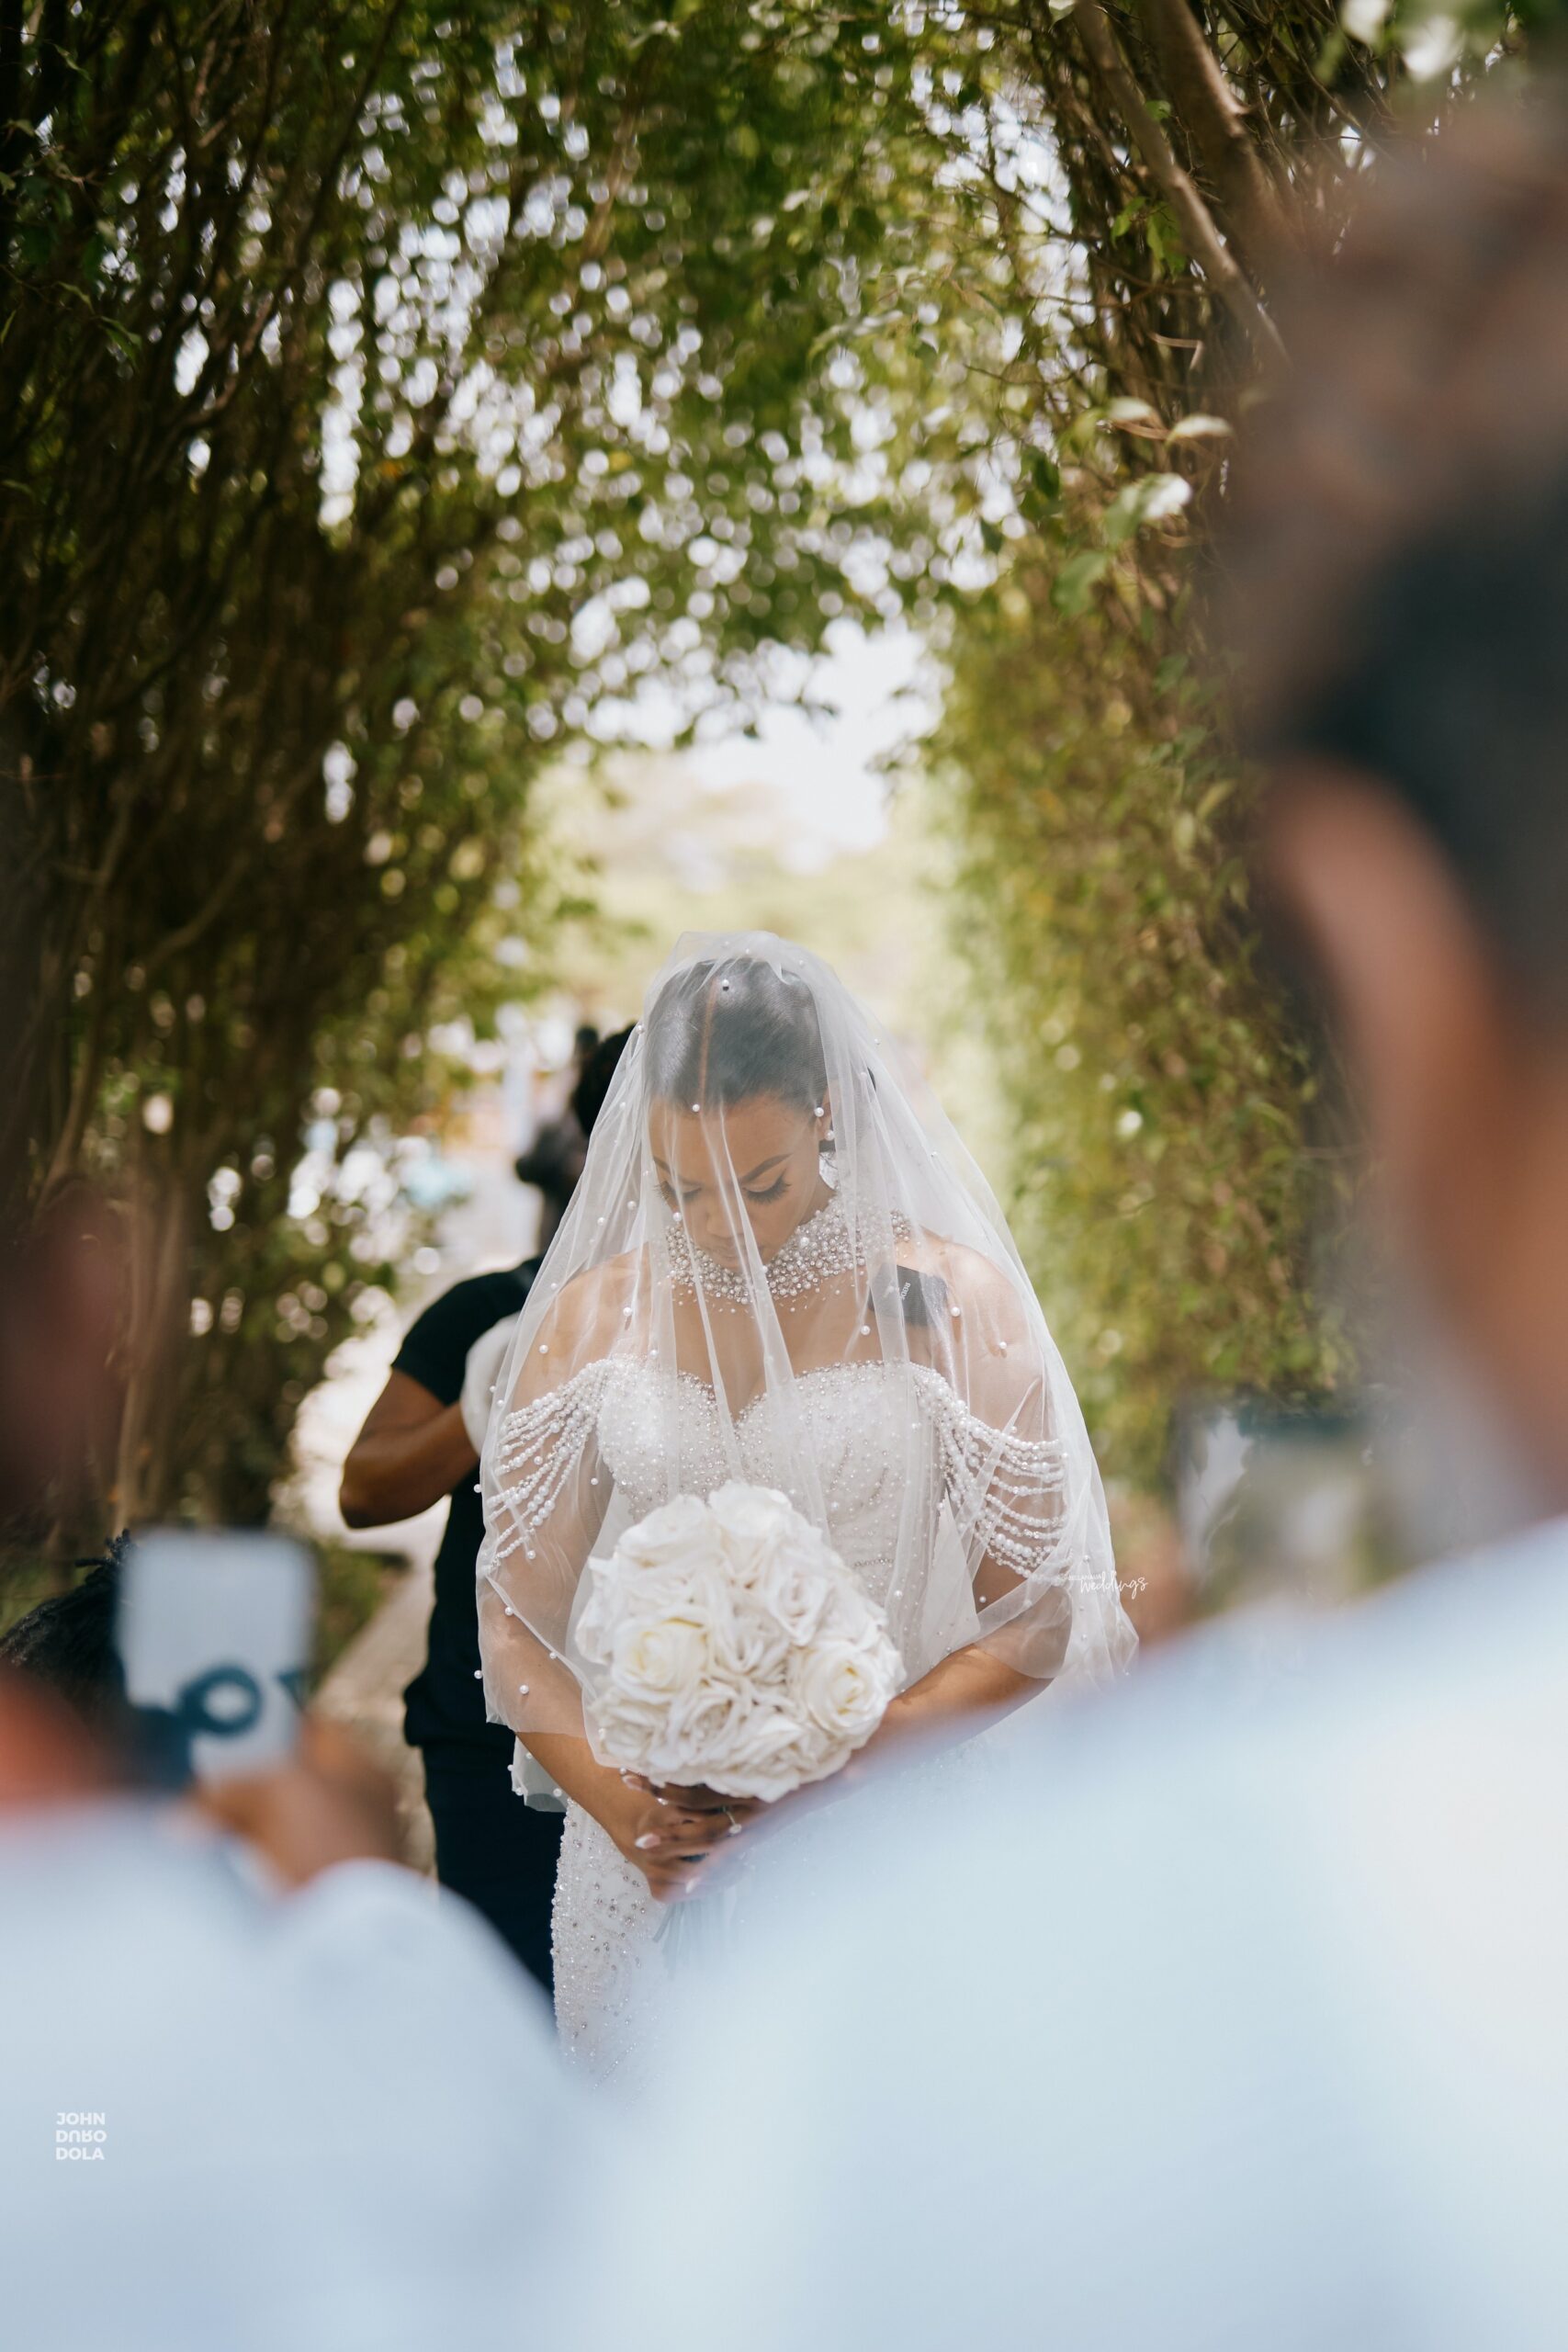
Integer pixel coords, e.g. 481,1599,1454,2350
487,1357,615,1571
910,1363,1071,1589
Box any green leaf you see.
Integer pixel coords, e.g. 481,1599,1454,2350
1051,549,1110,616
1027,449,1061,512
1102,471,1191,547
1167,413,1232,443
1145,201,1186,277
1105,396,1161,428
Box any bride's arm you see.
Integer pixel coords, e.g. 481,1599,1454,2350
762,1259,1078,1819
478,1275,740,1899
863,1638,1042,1750
721,1636,1043,1868
772,1585,1058,1813
480,1527,741,1900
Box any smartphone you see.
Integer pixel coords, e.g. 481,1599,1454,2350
1171,1394,1408,1616
116,1529,316,1790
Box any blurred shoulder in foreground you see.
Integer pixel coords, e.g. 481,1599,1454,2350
0,1665,602,2352
553,1523,1568,2352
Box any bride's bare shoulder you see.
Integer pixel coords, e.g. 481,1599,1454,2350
535,1248,647,1355
897,1228,1033,1342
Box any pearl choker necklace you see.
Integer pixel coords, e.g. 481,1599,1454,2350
665,1191,912,1306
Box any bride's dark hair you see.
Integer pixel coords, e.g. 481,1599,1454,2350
645,956,829,1113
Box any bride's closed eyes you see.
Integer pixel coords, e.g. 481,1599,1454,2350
658,1174,789,1210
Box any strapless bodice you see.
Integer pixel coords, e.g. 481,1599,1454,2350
593,1358,937,1607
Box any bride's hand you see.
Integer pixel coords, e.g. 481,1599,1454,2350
629,1774,750,1817
609,1777,759,1904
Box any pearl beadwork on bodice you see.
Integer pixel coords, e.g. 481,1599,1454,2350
595,1358,932,1607
547,1356,955,2087
493,1344,1076,2088
491,1353,1070,1603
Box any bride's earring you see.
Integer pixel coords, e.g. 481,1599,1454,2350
816,1105,839,1192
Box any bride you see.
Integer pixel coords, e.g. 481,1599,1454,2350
477,933,1135,2078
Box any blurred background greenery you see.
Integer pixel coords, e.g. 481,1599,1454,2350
4,0,1553,1623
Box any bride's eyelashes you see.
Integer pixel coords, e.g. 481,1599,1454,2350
657,1175,789,1209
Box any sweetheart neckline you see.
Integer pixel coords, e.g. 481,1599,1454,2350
615,1355,924,1430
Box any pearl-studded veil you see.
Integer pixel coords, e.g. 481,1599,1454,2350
477,932,1134,1775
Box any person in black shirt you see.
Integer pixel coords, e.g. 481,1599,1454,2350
340,1027,631,1993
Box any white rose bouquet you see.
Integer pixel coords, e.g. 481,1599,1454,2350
573,1483,903,1804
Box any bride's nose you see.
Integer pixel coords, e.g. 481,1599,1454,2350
691,1194,745,1254
694,1211,738,1257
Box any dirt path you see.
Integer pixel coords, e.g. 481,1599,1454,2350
316,1555,437,1873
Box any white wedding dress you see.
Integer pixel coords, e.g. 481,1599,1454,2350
478,939,1134,2088
548,1353,1025,2083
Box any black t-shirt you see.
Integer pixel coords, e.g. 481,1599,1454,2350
393,1259,540,1757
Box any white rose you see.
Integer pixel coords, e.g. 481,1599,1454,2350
707,1481,794,1576
607,1614,708,1703
750,1541,834,1647
604,1549,724,1627
654,1679,750,1770
687,1701,823,1803
795,1635,897,1747
651,1556,750,1667
581,1485,902,1802
592,1693,666,1774
618,1492,720,1571
705,1589,791,1681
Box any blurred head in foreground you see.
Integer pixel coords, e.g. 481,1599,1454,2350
1231,82,1568,1518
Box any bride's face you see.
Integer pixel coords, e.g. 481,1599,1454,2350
649,1092,826,1265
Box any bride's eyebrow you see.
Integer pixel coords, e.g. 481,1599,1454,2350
652,1156,706,1193
652,1152,789,1187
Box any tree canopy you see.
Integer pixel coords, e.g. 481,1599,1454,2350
3,0,1556,1551
3,1,951,1531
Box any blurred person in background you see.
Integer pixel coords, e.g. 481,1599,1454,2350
0,1180,123,1542
1,1177,598,2352
3,1635,598,2352
1,773,601,2347
538,87,1568,2352
513,1019,601,1251
341,1024,632,1992
0,722,123,1545
0,1530,407,1883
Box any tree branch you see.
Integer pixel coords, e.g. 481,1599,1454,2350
1070,2,1284,360
1139,0,1293,276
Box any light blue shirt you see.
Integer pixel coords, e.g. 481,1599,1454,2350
1,1797,603,2351
549,1519,1568,2351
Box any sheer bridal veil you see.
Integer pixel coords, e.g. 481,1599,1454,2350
477,933,1134,1772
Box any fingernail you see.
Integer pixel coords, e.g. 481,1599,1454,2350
635,1833,659,1849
